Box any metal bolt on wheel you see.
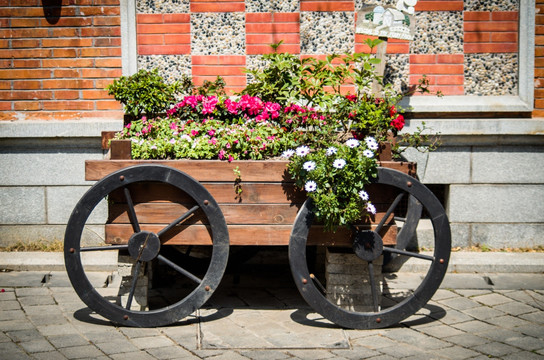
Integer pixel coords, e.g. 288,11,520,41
288,167,451,329
64,165,229,327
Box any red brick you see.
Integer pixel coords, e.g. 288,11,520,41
42,38,93,47
94,38,122,47
273,13,299,22
385,42,409,54
79,6,119,16
50,28,79,37
138,45,191,55
464,12,490,21
164,34,191,44
192,65,245,76
54,90,80,99
246,44,300,54
54,69,80,78
163,13,190,23
10,18,41,27
93,17,121,26
464,43,518,53
14,102,40,111
137,24,191,34
415,1,463,11
11,39,41,48
81,68,122,78
81,27,121,37
96,79,116,89
409,54,436,64
491,32,518,43
80,47,122,57
1,90,53,100
190,2,245,13
42,17,93,27
94,58,122,69
42,58,94,68
0,49,52,58
300,1,354,12
0,69,50,79
464,22,518,32
138,34,164,45
247,34,300,44
10,28,49,38
13,59,41,68
191,55,246,65
410,64,463,75
137,14,163,24
464,32,491,43
246,23,300,33
437,54,464,63
492,11,519,21
42,79,94,89
13,80,41,90
1,7,43,17
246,13,273,23
52,49,77,57
42,100,95,110
82,89,111,99
532,109,544,118
96,100,122,110
536,25,544,35
192,75,247,86
11,0,40,6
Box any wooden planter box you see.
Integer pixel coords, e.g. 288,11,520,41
86,138,417,248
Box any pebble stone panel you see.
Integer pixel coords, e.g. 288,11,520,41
245,55,271,84
383,54,410,93
300,12,354,55
464,53,518,95
246,0,299,13
136,0,189,13
191,12,245,55
412,11,463,54
356,0,396,9
137,55,192,84
464,0,519,11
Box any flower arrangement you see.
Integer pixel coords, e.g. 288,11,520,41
111,40,437,230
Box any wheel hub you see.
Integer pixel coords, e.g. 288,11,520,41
128,231,161,262
353,230,383,262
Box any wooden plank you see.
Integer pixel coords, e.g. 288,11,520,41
105,224,398,246
85,159,416,181
108,202,395,226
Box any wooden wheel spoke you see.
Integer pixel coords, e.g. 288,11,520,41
125,260,142,310
124,187,141,233
79,245,128,252
157,254,202,285
382,247,435,261
367,261,380,313
375,192,405,234
157,205,200,238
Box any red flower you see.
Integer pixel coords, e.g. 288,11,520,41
391,114,405,131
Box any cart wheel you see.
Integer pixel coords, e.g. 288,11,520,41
288,167,451,329
64,165,229,327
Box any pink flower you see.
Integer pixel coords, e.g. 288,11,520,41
190,129,199,137
170,122,178,130
228,155,234,162
208,129,215,136
208,137,217,145
345,94,357,102
226,143,231,149
125,123,131,129
218,149,226,160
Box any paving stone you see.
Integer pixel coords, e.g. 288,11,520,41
471,292,514,306
83,330,128,343
349,334,398,349
18,338,55,353
47,334,90,348
0,332,11,343
453,289,493,297
514,323,544,338
284,349,335,359
0,300,22,310
451,320,499,333
431,289,460,301
31,351,70,360
377,342,428,358
119,327,161,339
435,345,480,359
0,341,33,360
432,309,474,325
132,335,175,350
473,341,522,357
382,328,452,350
329,348,382,359
442,333,491,348
109,351,156,360
58,344,105,359
7,329,42,342
146,345,200,359
485,315,533,328
15,288,51,296
0,319,35,331
519,311,544,324
439,297,481,311
29,313,70,327
502,335,544,351
494,301,539,316
94,339,139,355
461,306,506,320
503,351,544,360
0,309,26,321
18,295,56,307
417,324,466,338
37,324,79,336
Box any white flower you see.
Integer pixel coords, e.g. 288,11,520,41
365,136,379,150
169,138,176,144
131,138,139,143
332,159,346,169
281,149,295,158
366,203,377,215
359,190,369,201
296,145,310,157
304,180,317,192
345,139,360,148
303,161,316,171
326,146,338,156
150,145,157,150
363,149,374,158
181,134,191,141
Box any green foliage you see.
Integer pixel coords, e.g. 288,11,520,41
106,69,188,119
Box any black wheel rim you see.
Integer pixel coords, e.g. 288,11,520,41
64,165,229,327
288,167,451,329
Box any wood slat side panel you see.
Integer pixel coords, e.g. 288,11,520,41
105,224,397,246
86,159,416,181
109,182,305,204
108,202,396,226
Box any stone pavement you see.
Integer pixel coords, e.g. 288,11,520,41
1,260,543,359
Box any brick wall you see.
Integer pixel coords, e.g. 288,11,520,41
535,1,544,118
0,0,123,121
